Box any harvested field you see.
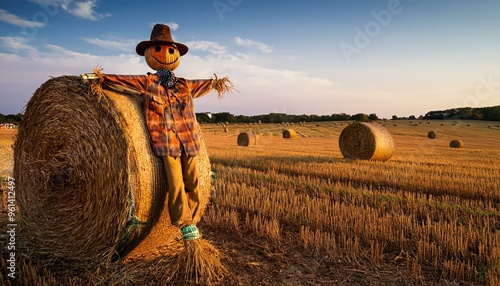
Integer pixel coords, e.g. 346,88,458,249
1,120,500,285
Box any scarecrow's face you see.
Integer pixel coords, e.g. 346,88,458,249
144,43,180,71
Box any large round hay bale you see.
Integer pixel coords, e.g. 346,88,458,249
449,140,464,148
14,76,211,265
237,131,257,146
339,122,394,161
428,131,436,139
282,129,296,139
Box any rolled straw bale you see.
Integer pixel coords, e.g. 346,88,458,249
14,76,212,264
339,122,394,161
237,131,258,146
428,131,436,139
282,129,297,139
449,140,464,148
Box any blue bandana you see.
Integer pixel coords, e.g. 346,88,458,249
156,69,177,89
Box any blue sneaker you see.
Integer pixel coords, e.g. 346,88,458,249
181,225,200,241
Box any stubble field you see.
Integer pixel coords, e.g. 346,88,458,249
1,120,499,285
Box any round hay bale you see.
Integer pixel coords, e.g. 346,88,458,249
14,76,212,265
449,140,464,148
428,131,436,139
282,129,296,139
339,122,394,161
237,131,258,146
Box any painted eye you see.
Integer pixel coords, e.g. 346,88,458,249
168,48,175,54
154,46,161,52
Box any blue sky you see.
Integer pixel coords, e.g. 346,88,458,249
1,0,499,118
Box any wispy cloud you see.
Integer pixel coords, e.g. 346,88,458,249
0,9,46,28
165,22,179,30
83,37,137,52
30,0,111,21
71,0,111,20
185,40,227,56
0,36,38,55
235,37,273,53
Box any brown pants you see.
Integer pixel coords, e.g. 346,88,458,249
162,154,200,227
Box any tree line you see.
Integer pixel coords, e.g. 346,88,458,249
195,112,380,124
2,105,498,125
423,106,500,121
0,113,23,124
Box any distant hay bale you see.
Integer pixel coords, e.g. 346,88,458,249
449,140,464,148
14,76,212,265
282,129,297,139
339,122,394,161
428,131,436,139
237,131,258,146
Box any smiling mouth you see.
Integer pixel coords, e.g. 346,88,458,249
153,55,178,65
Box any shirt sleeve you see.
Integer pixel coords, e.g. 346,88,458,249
101,74,148,95
187,79,214,99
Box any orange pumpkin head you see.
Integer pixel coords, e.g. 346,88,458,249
144,43,180,71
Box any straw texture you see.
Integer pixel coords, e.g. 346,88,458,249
13,75,212,265
339,122,394,161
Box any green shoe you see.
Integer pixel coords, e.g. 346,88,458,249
181,225,200,241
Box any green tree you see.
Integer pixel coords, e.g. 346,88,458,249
213,112,236,123
352,113,369,122
196,113,212,123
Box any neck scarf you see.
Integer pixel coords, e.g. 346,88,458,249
156,69,177,89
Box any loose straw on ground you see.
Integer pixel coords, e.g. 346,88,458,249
166,239,228,285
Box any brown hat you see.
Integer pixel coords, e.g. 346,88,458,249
135,24,188,56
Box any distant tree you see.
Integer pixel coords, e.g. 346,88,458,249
408,115,416,120
319,115,331,121
213,112,236,123
392,115,399,120
196,112,212,123
352,113,369,122
424,106,500,121
266,113,287,123
368,113,379,121
481,106,500,121
235,115,255,123
297,114,309,123
331,113,351,121
1,113,23,123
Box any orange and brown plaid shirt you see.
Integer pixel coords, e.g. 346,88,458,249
100,73,213,157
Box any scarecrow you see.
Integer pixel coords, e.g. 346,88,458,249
82,24,233,242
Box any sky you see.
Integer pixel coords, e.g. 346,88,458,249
0,0,499,119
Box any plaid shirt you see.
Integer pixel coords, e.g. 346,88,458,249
100,73,213,157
